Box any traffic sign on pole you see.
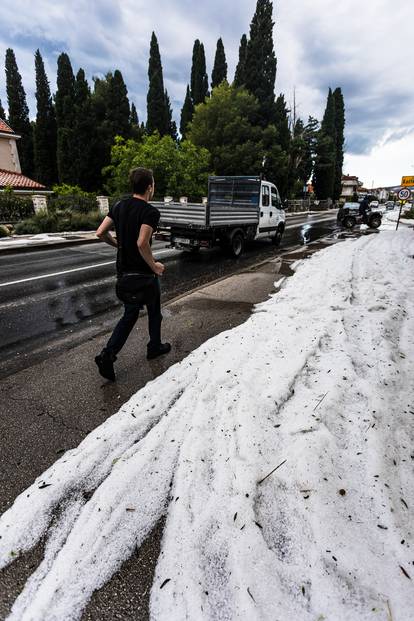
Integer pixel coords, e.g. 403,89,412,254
398,188,410,201
396,188,411,230
401,176,414,187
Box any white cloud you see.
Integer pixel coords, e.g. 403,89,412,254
0,0,413,185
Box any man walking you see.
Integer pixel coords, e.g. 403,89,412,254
94,167,171,381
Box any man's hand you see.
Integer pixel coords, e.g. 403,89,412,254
153,262,165,276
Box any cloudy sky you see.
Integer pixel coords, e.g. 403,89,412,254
0,0,413,187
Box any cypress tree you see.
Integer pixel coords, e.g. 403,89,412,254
147,32,168,135
130,102,139,125
313,89,336,200
34,50,57,186
55,52,77,183
165,90,178,141
244,0,277,125
73,68,101,190
54,52,75,127
107,69,130,139
211,38,227,89
234,34,248,87
0,99,5,120
333,87,345,201
5,48,34,176
274,94,290,151
191,40,209,105
180,85,194,139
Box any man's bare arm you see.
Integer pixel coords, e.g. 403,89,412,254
138,224,164,275
96,216,117,248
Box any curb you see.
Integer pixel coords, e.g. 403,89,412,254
0,236,100,256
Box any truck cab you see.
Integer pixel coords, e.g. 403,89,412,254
256,181,285,244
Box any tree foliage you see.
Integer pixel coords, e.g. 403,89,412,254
244,0,277,125
147,32,169,135
313,88,337,200
104,133,211,200
211,38,227,89
5,48,34,176
0,99,5,120
34,49,57,186
55,52,77,184
190,40,209,105
234,34,248,87
180,85,194,139
333,87,345,200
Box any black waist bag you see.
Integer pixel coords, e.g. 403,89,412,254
116,273,157,305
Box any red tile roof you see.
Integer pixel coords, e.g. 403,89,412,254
0,119,14,134
342,175,359,181
0,169,46,190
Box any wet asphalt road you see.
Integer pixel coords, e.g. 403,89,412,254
0,211,338,378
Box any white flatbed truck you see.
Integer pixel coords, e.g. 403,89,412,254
154,175,286,257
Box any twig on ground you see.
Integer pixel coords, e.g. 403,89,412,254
257,459,287,485
313,392,328,411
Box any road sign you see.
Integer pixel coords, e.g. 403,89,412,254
401,176,414,187
398,188,410,200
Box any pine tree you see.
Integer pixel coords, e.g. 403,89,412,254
107,70,130,139
0,99,5,120
55,52,77,183
5,48,34,176
211,38,227,89
130,102,139,125
234,34,248,87
244,0,277,125
165,90,178,141
313,89,336,200
180,85,194,139
191,40,209,105
147,32,168,135
333,87,345,201
33,50,57,186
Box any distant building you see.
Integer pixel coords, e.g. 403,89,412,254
0,118,46,193
341,175,362,202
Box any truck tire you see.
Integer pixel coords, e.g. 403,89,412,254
343,215,356,229
272,226,284,247
229,231,245,258
369,215,381,229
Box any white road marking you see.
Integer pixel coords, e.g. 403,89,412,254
0,248,179,288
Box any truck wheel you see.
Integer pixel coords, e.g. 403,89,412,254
343,215,356,229
272,227,283,247
369,215,381,229
229,232,244,258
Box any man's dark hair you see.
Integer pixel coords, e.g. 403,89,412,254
130,167,154,194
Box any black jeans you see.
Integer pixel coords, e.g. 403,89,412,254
104,278,162,356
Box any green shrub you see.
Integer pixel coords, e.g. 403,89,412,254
14,210,102,234
48,194,97,214
0,224,11,237
52,184,91,197
0,193,35,222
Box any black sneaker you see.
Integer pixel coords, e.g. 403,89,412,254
146,343,172,360
95,351,116,382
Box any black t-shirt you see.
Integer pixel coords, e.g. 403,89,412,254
108,197,160,274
